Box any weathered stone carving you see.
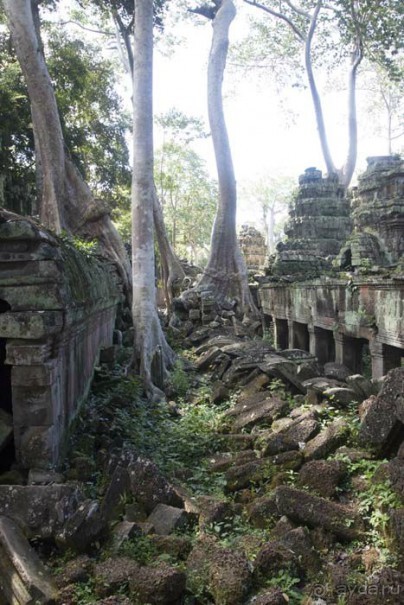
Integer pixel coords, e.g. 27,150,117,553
353,155,404,263
269,168,352,276
238,225,267,271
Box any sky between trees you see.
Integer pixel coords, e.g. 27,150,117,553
2,0,403,231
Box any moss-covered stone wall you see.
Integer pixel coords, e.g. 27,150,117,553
0,209,123,469
259,277,404,377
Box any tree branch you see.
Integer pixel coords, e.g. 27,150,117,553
243,0,306,42
390,131,404,140
59,20,113,36
283,0,310,20
112,10,134,76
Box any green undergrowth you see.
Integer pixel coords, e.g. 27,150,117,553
59,352,402,604
265,571,303,604
117,534,182,568
334,455,401,563
66,363,232,497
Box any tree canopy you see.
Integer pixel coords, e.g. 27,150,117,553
0,7,131,215
237,0,404,186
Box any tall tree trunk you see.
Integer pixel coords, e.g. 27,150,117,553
113,12,185,307
197,0,257,315
132,0,174,399
304,1,337,179
245,0,361,189
341,39,362,188
3,0,131,292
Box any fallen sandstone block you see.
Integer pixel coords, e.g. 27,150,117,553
275,486,363,541
146,503,194,535
128,457,183,514
303,418,348,460
359,367,404,454
0,484,82,539
0,515,58,604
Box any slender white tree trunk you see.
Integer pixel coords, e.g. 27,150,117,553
112,13,185,308
341,40,362,188
304,1,337,179
132,0,174,399
197,0,257,315
3,0,131,292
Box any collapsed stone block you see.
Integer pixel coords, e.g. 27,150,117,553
298,459,347,498
0,484,82,539
0,515,58,604
146,503,193,535
129,562,186,605
275,486,363,541
56,499,105,553
303,418,348,460
128,457,183,514
359,367,404,454
187,536,251,605
94,557,139,597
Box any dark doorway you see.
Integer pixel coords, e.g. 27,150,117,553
314,326,335,364
0,299,11,413
275,318,289,350
293,321,310,352
0,299,14,472
342,335,369,374
383,344,404,374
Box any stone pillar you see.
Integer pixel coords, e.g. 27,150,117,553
369,339,385,379
308,325,316,357
334,332,345,366
10,358,61,469
288,320,295,349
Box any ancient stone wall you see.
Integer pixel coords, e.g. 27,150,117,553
259,278,404,378
0,210,123,469
238,225,267,271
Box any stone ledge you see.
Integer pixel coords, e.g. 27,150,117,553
0,311,63,340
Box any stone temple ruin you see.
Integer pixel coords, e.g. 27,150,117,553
0,210,123,471
0,158,403,605
0,156,403,477
238,224,267,271
260,156,404,379
269,167,352,276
